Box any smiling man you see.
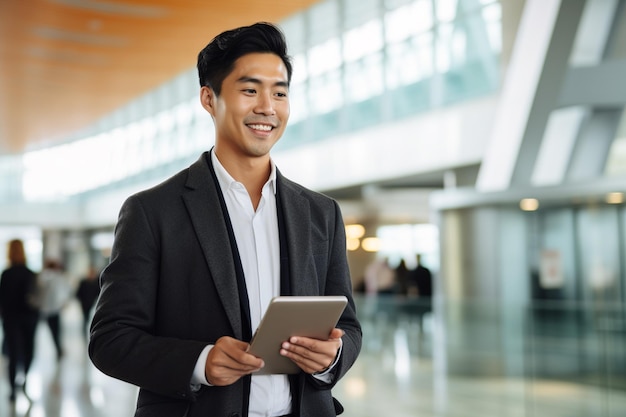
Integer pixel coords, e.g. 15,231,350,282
89,22,362,417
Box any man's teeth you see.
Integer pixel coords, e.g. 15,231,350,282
248,124,272,131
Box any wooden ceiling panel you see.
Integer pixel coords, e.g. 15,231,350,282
0,0,321,154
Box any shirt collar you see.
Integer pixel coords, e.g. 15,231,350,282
210,148,277,195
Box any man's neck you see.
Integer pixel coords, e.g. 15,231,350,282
214,147,271,209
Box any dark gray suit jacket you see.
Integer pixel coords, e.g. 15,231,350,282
89,152,362,417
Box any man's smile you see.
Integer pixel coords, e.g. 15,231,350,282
247,124,274,132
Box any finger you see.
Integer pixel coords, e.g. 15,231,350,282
207,356,262,386
215,337,264,368
284,355,319,374
288,336,341,355
279,344,317,372
280,341,334,373
216,348,264,372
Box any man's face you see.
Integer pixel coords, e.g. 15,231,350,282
203,52,290,159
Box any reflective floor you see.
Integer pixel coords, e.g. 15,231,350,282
1,297,625,417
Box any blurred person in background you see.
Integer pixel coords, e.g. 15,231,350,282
75,265,100,342
38,258,72,360
0,239,39,402
407,254,433,333
407,254,432,298
364,257,396,295
394,258,410,296
89,22,361,417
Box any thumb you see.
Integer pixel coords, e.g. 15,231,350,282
329,328,344,339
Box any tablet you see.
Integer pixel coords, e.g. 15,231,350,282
248,295,348,375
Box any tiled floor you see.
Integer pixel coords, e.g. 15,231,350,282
1,300,625,417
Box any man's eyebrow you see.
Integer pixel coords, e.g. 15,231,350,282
236,76,289,88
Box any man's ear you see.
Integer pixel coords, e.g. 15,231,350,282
200,86,216,115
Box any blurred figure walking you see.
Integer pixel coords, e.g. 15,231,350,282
76,265,100,341
0,239,39,402
38,259,72,360
407,254,432,298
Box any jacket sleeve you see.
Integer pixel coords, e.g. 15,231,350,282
88,194,207,401
308,200,362,389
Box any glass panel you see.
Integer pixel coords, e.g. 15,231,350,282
384,0,412,8
386,41,421,89
345,52,384,103
343,19,384,63
450,22,468,67
622,206,626,302
537,209,578,300
384,0,433,42
413,31,435,79
482,2,503,52
436,0,458,22
291,52,308,84
308,0,340,45
280,13,307,55
344,0,381,30
605,107,626,176
119,131,136,179
309,69,343,114
436,23,454,73
0,156,22,200
288,81,309,124
308,38,342,77
577,206,622,303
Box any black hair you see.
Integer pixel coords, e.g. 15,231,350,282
197,22,293,95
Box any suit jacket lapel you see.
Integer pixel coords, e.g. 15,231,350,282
182,153,242,339
277,171,319,297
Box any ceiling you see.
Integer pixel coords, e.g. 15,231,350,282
0,0,321,155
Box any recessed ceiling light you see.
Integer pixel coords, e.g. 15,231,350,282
361,237,381,252
520,198,539,211
346,238,360,251
605,192,624,204
345,224,365,239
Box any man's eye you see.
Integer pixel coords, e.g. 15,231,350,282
243,89,256,94
275,92,288,98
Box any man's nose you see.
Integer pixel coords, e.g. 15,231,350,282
254,92,276,115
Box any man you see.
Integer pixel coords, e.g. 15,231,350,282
89,22,362,417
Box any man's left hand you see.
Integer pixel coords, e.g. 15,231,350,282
279,328,344,374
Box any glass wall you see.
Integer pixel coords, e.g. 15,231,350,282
279,0,502,149
0,0,503,203
424,201,626,416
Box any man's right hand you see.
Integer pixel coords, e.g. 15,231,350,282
205,336,264,386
